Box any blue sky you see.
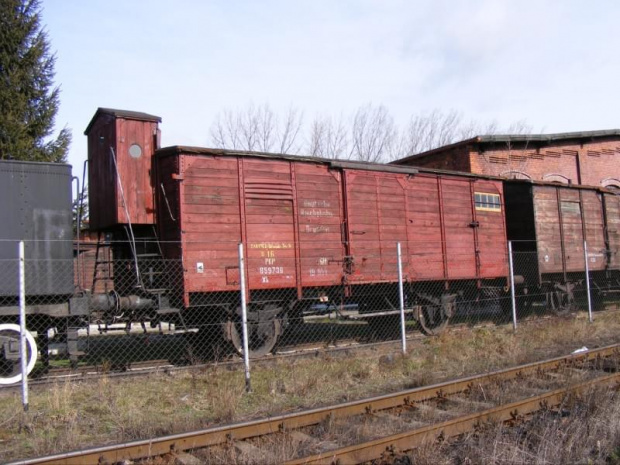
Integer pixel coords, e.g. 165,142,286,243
42,0,620,173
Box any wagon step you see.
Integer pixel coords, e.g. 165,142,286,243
156,307,188,331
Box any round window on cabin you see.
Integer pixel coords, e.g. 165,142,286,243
129,143,143,159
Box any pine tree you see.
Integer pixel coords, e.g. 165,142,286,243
0,0,71,162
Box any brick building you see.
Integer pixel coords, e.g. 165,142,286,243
391,130,620,188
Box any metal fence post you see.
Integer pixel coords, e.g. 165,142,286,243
238,242,252,392
397,243,406,354
508,241,517,331
19,241,29,411
584,241,593,323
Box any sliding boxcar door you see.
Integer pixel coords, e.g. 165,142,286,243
242,159,296,289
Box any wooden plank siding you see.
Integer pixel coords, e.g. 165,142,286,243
604,193,620,271
155,151,510,307
533,185,607,276
242,159,297,290
178,156,241,296
87,115,158,229
472,180,509,277
156,154,346,304
580,190,606,271
294,163,345,288
343,170,508,283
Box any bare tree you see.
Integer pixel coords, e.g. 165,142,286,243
278,105,304,154
210,103,532,166
390,110,533,162
456,118,499,141
209,103,304,153
210,108,243,150
349,103,396,163
396,110,465,158
307,114,349,159
505,119,532,135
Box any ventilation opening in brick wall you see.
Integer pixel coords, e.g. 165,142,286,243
489,156,508,164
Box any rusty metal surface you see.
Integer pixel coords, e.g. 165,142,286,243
12,344,619,465
287,371,620,465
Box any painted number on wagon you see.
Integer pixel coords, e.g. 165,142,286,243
259,266,284,275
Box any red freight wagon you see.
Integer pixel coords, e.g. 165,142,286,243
86,108,511,356
154,147,510,352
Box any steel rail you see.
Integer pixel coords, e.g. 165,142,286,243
8,343,619,465
287,371,620,465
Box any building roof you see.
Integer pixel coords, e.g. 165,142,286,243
84,108,162,135
392,129,620,165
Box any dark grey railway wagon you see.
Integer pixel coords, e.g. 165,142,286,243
0,160,74,297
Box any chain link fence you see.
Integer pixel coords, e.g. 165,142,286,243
1,237,619,401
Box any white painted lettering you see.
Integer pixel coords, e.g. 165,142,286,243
302,200,331,208
304,225,331,233
300,208,333,217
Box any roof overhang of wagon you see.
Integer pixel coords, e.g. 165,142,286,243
507,176,620,194
154,145,329,165
154,145,520,181
84,108,162,135
155,145,426,176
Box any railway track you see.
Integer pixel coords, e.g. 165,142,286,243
11,343,620,465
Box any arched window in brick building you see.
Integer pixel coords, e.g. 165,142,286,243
543,173,571,184
499,170,532,180
602,178,620,190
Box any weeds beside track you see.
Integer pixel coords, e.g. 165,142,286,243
11,344,619,465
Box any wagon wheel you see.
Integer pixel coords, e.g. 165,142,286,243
546,290,575,316
226,316,281,358
416,304,451,336
0,324,38,385
482,287,512,321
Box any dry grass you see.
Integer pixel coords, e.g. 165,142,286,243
1,310,620,461
409,387,620,464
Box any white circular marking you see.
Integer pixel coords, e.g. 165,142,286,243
0,323,38,385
